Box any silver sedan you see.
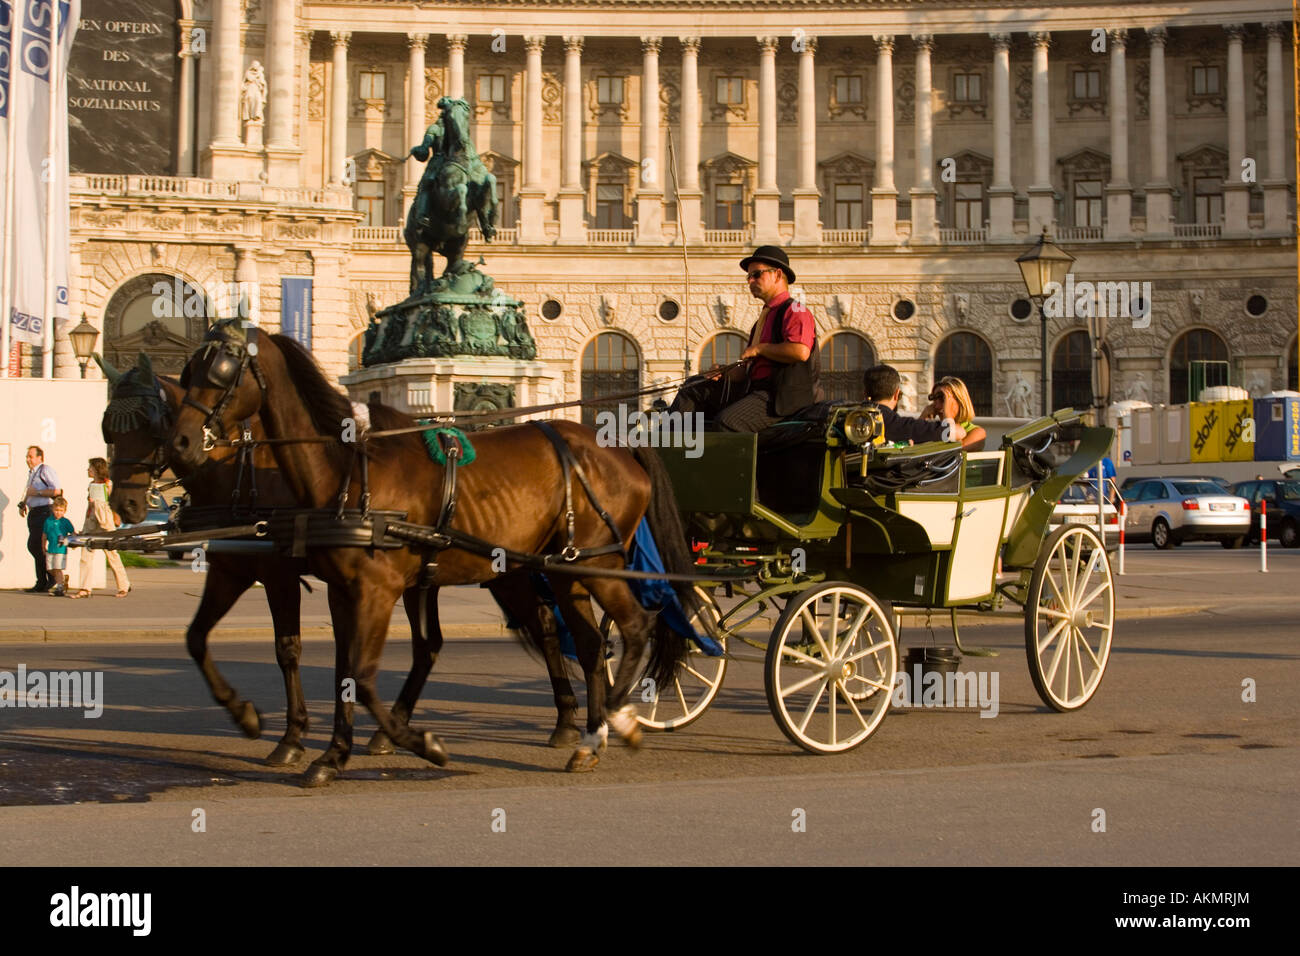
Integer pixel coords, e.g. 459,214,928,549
1122,478,1251,549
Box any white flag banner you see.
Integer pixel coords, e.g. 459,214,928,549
1,1,14,268
8,0,77,347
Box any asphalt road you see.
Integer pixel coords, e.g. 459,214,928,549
0,555,1295,865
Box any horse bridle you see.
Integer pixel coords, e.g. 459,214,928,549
103,375,176,497
182,325,268,452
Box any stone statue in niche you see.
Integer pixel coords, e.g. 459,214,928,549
1244,370,1272,396
897,372,916,414
1125,372,1151,404
241,62,267,145
1005,372,1033,418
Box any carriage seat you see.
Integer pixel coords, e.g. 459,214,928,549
753,403,852,518
851,441,964,495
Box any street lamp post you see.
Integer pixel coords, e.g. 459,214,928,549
1015,228,1076,416
68,313,100,380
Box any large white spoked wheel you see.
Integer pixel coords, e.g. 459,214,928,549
602,587,728,732
764,582,897,754
1024,524,1115,711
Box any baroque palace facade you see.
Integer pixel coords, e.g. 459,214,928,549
57,0,1296,421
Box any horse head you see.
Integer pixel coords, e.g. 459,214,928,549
101,351,182,524
436,97,472,156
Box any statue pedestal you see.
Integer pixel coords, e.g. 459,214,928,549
341,357,558,420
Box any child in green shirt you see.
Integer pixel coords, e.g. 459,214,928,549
42,497,76,597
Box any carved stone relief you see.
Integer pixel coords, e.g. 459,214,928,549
541,72,561,122
1015,64,1033,120
308,62,325,120
423,67,445,118
1134,60,1149,118
896,66,915,123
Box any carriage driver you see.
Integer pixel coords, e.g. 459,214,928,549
669,246,823,432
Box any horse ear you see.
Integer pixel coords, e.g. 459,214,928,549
137,351,154,376
94,353,123,385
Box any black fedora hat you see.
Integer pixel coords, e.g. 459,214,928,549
740,245,795,283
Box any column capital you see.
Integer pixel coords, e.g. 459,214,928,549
1146,26,1168,46
640,36,662,55
329,31,351,49
297,27,314,48
990,33,1012,51
798,35,817,56
406,33,429,51
446,34,469,52
913,34,934,53
1222,23,1246,42
1265,22,1288,41
563,35,584,54
757,36,779,54
873,35,895,54
1107,28,1127,50
524,35,546,54
1029,31,1052,50
680,36,701,54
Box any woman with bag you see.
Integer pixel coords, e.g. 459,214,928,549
70,457,131,598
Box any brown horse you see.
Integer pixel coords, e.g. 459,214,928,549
169,321,694,786
100,353,589,766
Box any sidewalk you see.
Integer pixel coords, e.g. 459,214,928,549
0,548,1294,643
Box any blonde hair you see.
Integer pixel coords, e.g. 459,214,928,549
51,496,68,510
935,376,976,424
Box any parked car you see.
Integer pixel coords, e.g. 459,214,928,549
121,505,189,559
1230,479,1300,548
1120,474,1231,493
1121,478,1251,549
1050,479,1119,546
1279,464,1300,481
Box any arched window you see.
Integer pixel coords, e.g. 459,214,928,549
821,332,876,403
933,332,993,415
103,273,213,377
698,332,747,372
348,331,367,372
1052,330,1094,412
581,332,640,427
1169,329,1229,405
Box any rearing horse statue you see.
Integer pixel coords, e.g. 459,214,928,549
404,97,499,296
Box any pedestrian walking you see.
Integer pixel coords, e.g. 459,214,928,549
70,457,131,598
18,446,62,592
42,497,76,597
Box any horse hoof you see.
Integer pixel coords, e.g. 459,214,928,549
366,731,396,756
548,725,582,749
300,762,339,789
264,741,307,766
235,701,262,739
609,705,642,749
422,731,450,767
565,748,599,773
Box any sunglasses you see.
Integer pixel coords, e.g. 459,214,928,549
746,268,778,280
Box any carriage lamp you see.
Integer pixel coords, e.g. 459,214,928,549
1015,228,1075,416
69,313,101,379
844,407,885,447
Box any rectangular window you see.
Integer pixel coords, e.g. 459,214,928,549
359,71,386,101
1072,69,1101,100
955,181,982,229
1192,66,1221,96
1074,179,1102,227
356,180,386,228
715,183,743,229
716,76,744,105
834,75,862,104
596,76,623,105
1194,176,1223,224
595,183,625,228
953,72,982,102
478,74,506,103
833,183,863,229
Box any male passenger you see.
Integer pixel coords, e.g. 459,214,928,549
862,364,966,445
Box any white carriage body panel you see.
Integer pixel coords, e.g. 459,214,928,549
896,498,959,547
947,497,1009,602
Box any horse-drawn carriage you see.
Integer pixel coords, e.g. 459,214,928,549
91,325,1114,782
609,403,1116,754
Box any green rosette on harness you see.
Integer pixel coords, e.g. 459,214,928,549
421,426,476,465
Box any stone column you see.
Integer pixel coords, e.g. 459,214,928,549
1144,27,1173,236
1263,22,1291,232
203,0,242,177
792,35,821,244
677,37,703,242
1027,32,1055,234
910,35,938,244
634,36,665,245
1223,23,1249,235
558,36,586,242
447,35,467,100
1104,29,1132,239
753,35,780,242
176,24,197,175
328,31,350,185
869,35,898,245
265,0,304,183
404,34,427,196
988,33,1015,239
519,35,548,243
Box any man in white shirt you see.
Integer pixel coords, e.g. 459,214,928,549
19,446,63,592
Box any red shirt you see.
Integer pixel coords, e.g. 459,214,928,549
747,291,816,382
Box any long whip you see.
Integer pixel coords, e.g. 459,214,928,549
666,125,692,380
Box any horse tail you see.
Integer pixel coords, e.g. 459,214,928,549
632,446,710,689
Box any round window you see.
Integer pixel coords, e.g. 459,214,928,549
892,299,916,321
1009,298,1034,322
1246,294,1268,318
658,299,680,322
540,298,563,321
